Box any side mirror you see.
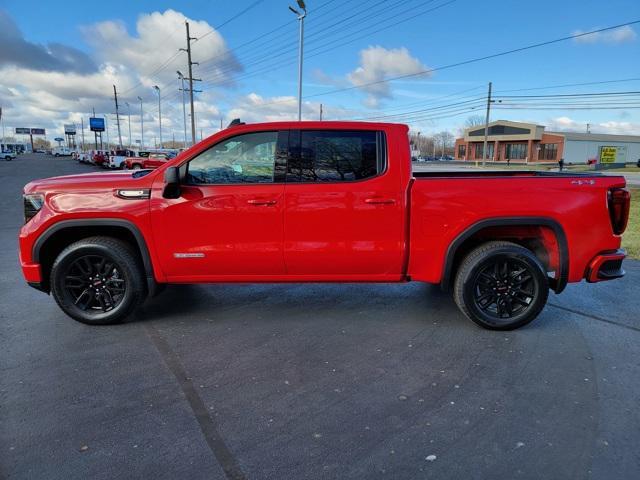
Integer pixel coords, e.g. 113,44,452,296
163,166,181,199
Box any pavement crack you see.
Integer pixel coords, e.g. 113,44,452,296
144,323,248,480
548,302,640,333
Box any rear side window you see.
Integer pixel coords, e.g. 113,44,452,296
287,130,384,182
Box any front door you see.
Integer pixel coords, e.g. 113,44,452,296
151,130,287,280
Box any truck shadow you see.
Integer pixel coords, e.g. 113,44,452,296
131,282,465,328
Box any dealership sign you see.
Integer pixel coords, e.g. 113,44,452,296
599,146,628,164
89,117,105,132
64,124,77,135
15,127,46,135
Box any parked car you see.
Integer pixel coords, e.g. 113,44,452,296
107,149,137,169
19,121,630,330
124,152,170,170
51,147,73,157
2,150,17,161
91,150,109,167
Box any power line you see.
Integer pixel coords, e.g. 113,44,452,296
251,19,640,108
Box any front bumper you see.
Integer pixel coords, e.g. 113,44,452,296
586,249,626,283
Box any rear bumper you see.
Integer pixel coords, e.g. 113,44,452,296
586,249,626,283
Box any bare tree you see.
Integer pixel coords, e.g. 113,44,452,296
464,115,485,128
433,131,455,157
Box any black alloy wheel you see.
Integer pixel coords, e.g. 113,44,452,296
50,236,146,325
62,255,126,314
471,257,537,320
454,241,549,330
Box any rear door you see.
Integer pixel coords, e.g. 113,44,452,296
283,129,405,278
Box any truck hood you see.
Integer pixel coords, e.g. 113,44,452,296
24,170,154,194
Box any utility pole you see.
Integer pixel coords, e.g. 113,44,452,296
113,85,123,149
125,102,132,148
153,85,162,148
177,71,188,147
81,117,85,150
319,103,323,121
137,96,144,148
289,1,307,121
182,22,201,146
481,81,492,168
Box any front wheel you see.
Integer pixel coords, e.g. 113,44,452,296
453,241,549,330
50,237,147,325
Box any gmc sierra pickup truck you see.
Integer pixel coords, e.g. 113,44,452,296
19,121,630,330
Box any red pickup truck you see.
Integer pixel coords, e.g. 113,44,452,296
124,152,170,170
19,121,630,330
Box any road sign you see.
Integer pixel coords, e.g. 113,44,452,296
89,117,105,132
15,128,30,134
599,146,627,164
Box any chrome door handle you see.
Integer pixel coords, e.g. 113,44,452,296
364,198,396,205
247,199,277,206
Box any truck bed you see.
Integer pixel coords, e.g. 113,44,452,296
412,170,603,179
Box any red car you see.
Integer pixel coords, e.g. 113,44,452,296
124,152,170,170
91,150,108,167
19,121,630,329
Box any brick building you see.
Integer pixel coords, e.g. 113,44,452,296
454,120,640,164
454,120,564,163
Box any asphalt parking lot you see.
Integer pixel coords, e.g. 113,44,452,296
2,154,640,480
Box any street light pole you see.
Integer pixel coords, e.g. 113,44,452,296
177,71,188,147
289,0,307,121
125,102,132,148
137,96,144,148
153,85,162,148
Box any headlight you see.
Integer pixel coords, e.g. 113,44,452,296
23,193,45,223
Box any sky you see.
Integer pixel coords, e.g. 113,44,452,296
0,0,639,147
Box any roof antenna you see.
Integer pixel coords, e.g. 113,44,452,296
227,118,245,128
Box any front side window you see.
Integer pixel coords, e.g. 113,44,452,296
187,131,278,184
287,130,382,182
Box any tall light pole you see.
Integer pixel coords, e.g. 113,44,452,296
153,85,162,148
177,71,188,147
125,102,132,148
137,96,144,148
289,0,307,121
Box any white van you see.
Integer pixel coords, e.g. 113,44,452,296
52,147,73,157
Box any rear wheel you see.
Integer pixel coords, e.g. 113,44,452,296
132,164,141,170
50,237,146,325
453,241,549,330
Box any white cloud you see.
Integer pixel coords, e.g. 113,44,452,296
572,25,637,44
226,93,356,123
347,46,429,107
547,116,640,135
0,9,242,146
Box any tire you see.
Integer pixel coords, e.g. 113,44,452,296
453,241,549,330
50,236,147,325
132,164,141,170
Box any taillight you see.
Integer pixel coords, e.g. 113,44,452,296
607,188,630,235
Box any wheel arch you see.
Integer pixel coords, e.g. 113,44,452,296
441,217,569,294
33,219,159,295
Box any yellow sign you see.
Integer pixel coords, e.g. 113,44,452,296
600,146,618,164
